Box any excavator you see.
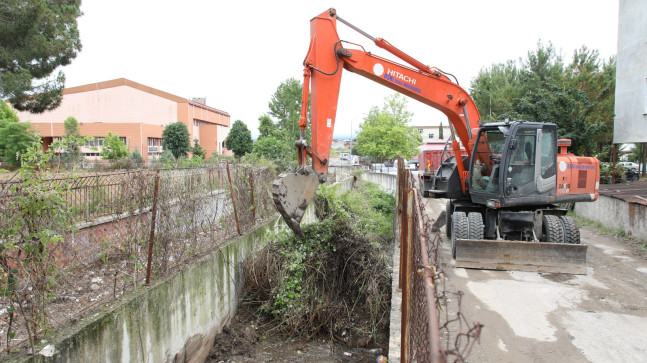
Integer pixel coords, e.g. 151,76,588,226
272,8,599,274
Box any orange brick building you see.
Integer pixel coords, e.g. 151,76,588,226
15,78,231,162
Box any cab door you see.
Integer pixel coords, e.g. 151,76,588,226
504,124,557,198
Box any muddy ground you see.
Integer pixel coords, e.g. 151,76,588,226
206,304,387,363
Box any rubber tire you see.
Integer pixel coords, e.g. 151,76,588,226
542,214,565,243
451,211,468,259
467,212,485,239
559,215,581,244
445,200,453,238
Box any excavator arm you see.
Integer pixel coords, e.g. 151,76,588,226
273,8,481,235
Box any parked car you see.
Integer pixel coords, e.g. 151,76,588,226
618,161,640,171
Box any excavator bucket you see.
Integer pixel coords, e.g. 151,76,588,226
272,170,320,236
454,239,588,274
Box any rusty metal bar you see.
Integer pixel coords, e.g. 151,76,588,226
413,190,445,363
401,186,414,362
226,162,242,235
249,169,256,221
145,169,160,285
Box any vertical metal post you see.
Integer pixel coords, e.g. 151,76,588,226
226,162,242,235
401,186,413,363
145,169,160,286
249,170,256,221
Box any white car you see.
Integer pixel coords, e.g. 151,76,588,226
618,161,639,171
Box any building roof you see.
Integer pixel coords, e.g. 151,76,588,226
64,78,230,117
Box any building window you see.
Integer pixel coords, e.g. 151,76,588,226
428,133,434,139
418,129,423,133
85,138,104,147
148,137,163,153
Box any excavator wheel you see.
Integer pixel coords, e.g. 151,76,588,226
467,212,485,239
445,200,453,237
542,215,565,243
560,215,581,244
451,212,468,258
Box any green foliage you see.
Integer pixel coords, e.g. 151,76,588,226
268,78,308,142
130,148,143,161
0,100,20,122
62,116,83,164
191,139,206,159
257,114,275,139
251,130,295,170
100,132,128,160
0,116,38,167
162,122,191,158
209,152,235,164
245,181,394,343
225,120,253,158
0,0,82,113
470,42,615,156
0,139,75,349
355,94,422,159
160,148,176,166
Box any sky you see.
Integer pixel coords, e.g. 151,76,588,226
58,0,619,139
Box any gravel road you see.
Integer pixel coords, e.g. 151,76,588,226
424,197,647,362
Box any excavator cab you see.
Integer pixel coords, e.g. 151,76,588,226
469,121,558,207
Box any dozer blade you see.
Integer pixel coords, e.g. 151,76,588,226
272,170,320,236
455,239,588,274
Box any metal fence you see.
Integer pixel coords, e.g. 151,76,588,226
0,163,277,354
396,158,482,363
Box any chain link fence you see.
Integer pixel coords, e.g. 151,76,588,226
0,163,277,355
396,159,483,363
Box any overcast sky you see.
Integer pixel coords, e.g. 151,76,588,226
59,0,619,139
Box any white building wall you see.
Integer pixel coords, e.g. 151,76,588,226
613,0,647,143
16,85,178,126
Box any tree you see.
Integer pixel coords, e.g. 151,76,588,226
131,148,143,162
162,122,191,159
268,78,304,141
354,94,422,160
0,100,37,167
225,120,253,158
258,114,275,139
0,100,19,122
0,119,37,167
62,116,82,163
469,42,615,156
439,122,444,139
0,0,82,113
191,139,206,159
100,132,128,160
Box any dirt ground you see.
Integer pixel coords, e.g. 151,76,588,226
206,304,387,363
423,197,647,362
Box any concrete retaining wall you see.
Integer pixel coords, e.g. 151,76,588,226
361,172,397,195
23,216,281,363
20,177,356,363
575,195,647,240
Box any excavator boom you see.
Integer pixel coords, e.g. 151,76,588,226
273,8,479,234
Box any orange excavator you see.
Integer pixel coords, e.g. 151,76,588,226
273,9,599,274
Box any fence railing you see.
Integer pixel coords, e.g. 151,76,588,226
0,163,277,355
396,157,482,363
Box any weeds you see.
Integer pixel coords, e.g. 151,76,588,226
243,180,394,346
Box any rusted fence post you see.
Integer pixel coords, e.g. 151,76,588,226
249,169,256,221
145,169,160,286
226,162,242,235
